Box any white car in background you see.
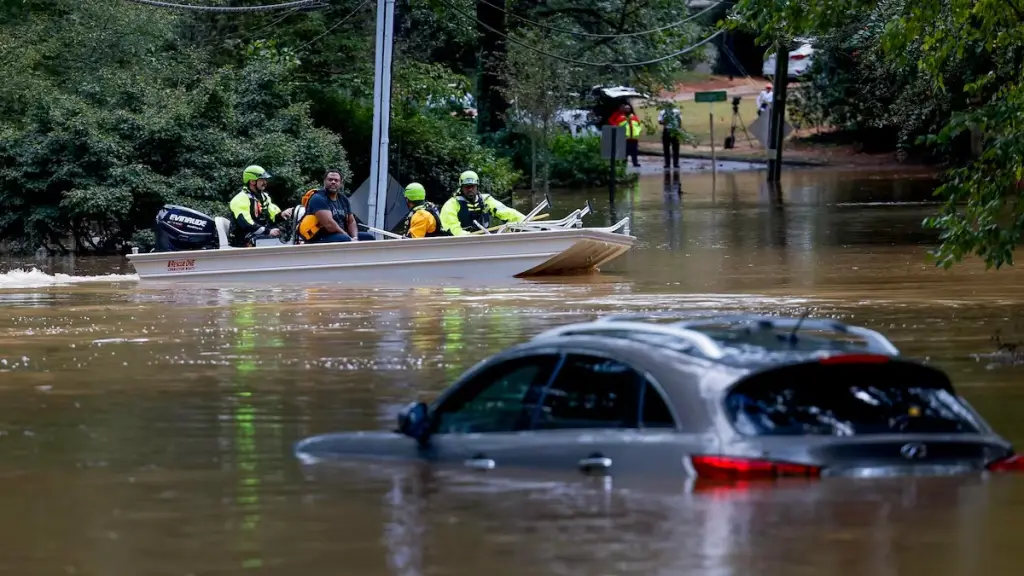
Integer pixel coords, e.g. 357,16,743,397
763,37,815,79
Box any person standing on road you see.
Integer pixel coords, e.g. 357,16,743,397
658,104,682,169
757,84,773,116
618,103,643,168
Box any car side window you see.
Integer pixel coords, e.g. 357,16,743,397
432,354,558,434
641,378,677,428
530,354,643,430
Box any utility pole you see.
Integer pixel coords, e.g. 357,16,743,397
367,0,395,231
766,38,789,183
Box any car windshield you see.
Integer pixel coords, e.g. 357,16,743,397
724,364,983,436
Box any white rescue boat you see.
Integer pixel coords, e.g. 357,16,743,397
126,198,635,285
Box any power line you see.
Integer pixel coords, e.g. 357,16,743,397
252,7,303,33
123,0,327,13
474,0,722,39
718,41,761,92
441,0,724,68
295,0,372,52
219,7,302,42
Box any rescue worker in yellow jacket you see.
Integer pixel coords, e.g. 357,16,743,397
618,103,643,167
439,171,525,236
400,183,447,238
228,165,293,247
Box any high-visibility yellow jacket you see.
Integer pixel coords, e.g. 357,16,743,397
439,192,524,236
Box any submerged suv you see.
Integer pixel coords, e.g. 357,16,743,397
295,314,1024,480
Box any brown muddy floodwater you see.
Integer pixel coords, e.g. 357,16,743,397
2,167,1024,575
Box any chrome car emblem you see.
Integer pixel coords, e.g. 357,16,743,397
900,442,927,460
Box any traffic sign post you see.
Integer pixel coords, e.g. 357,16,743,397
601,125,626,204
601,125,626,160
694,90,727,104
694,91,727,176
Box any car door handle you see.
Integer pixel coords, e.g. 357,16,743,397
464,456,496,470
579,456,612,471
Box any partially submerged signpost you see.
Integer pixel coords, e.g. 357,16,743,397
601,125,626,204
694,90,727,176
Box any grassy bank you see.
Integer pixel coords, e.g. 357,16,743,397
635,98,773,147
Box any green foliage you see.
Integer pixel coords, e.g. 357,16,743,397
505,0,710,89
788,13,950,150
921,84,1024,269
883,0,1024,269
392,106,520,201
642,100,697,145
499,27,584,192
397,0,477,73
306,64,519,203
0,0,345,254
547,134,630,188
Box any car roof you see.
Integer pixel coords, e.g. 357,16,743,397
532,313,899,362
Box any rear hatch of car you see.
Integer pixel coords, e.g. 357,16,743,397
694,355,1022,480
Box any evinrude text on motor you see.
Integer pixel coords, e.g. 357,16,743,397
153,205,221,253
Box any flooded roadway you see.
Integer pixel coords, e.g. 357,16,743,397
2,167,1024,575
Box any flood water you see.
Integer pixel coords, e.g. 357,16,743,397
3,166,1024,575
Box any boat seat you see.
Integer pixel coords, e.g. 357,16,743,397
214,217,231,249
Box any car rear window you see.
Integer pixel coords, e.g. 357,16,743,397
723,362,983,436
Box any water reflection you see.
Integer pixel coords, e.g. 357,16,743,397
297,458,1011,576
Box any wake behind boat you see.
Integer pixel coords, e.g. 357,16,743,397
126,196,635,285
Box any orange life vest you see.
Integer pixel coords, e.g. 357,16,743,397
297,188,321,240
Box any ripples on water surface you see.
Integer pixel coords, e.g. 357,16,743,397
1,168,1023,575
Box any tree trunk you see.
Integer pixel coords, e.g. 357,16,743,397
476,0,508,134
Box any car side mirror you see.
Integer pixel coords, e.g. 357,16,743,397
397,401,430,441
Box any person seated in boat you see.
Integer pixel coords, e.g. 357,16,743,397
297,168,376,243
228,165,294,247
400,183,448,239
438,170,525,236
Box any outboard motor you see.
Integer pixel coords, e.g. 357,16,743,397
153,205,221,252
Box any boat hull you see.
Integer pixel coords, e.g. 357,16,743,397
126,228,635,285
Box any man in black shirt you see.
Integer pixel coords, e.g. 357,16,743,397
298,168,376,243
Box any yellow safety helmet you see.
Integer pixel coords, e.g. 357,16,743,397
459,170,479,187
404,182,426,201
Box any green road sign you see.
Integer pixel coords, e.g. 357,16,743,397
694,90,728,103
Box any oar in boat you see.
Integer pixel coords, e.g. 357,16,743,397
358,224,404,239
480,214,549,233
471,214,551,235
495,196,550,234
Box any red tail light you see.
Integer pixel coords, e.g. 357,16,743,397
819,354,890,365
691,455,821,480
789,54,807,60
987,454,1024,472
